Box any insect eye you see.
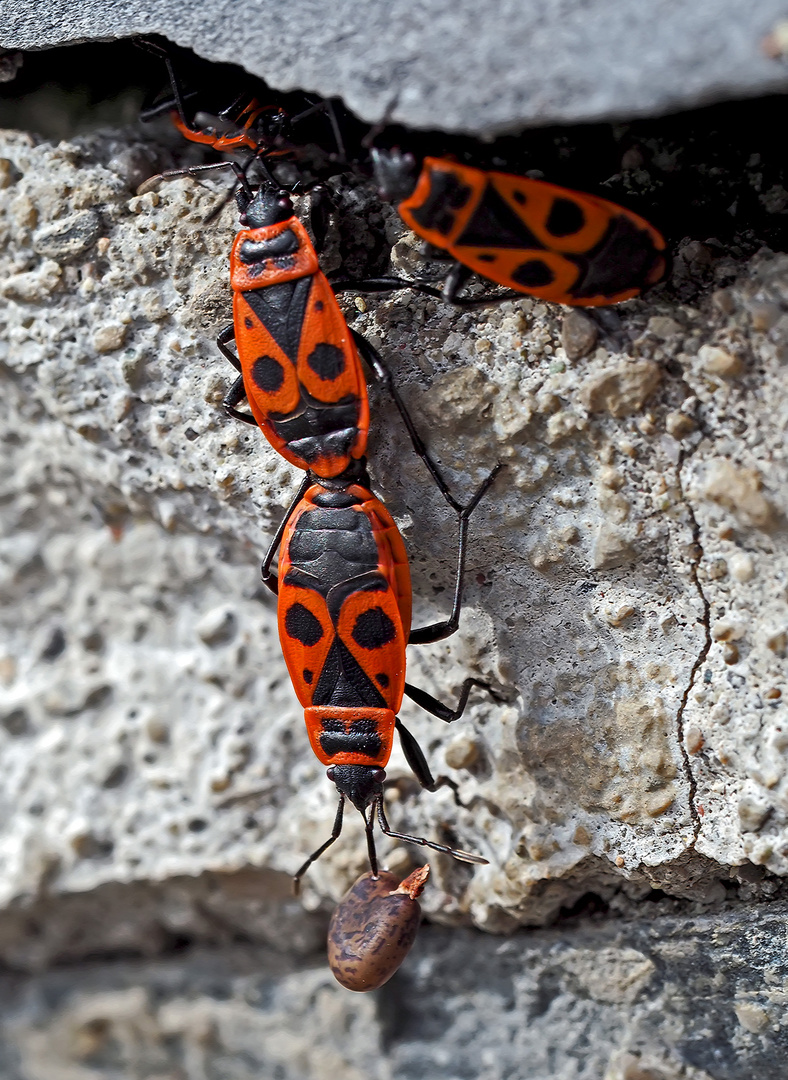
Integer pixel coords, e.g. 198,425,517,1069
326,766,337,781
370,768,386,783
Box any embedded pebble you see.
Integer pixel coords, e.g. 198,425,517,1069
92,323,128,354
738,795,770,833
32,209,102,262
748,300,782,332
702,460,774,530
579,360,662,417
647,315,682,339
685,726,704,755
591,523,634,569
698,343,743,377
728,552,754,582
734,1002,771,1034
196,606,238,646
1,258,61,300
665,410,696,438
444,734,480,769
561,309,598,360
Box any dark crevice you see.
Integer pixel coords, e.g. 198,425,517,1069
674,443,713,845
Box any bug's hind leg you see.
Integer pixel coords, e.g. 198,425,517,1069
408,464,503,644
404,678,501,724
216,324,257,424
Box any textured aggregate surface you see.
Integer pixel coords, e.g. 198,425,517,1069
2,127,788,929
0,904,787,1080
1,109,788,1076
1,0,788,133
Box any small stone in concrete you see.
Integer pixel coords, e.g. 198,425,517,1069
561,310,598,361
665,411,696,438
580,360,662,418
698,343,744,377
32,209,102,262
92,323,127,354
702,460,775,530
591,523,635,569
196,606,238,646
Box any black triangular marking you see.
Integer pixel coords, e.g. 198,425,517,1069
312,638,345,703
457,183,546,251
242,275,312,363
312,638,386,708
545,197,586,238
284,602,324,646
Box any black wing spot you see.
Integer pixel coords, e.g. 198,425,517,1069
252,355,285,393
285,603,324,646
512,190,527,205
546,197,586,238
477,253,497,263
512,260,555,288
352,607,396,650
303,668,314,684
244,316,254,329
457,183,543,250
376,672,389,687
308,343,345,382
314,300,324,311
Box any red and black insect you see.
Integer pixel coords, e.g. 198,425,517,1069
217,184,371,478
140,44,666,311
372,151,667,307
138,38,349,187
139,53,377,477
262,454,501,890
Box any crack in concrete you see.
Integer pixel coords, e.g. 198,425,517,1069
675,445,712,845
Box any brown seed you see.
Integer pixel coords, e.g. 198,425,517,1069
327,865,429,992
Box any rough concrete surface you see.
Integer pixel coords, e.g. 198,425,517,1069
1,104,788,1075
0,903,787,1080
1,0,788,134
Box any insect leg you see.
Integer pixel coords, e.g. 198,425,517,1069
363,805,379,878
395,718,437,791
293,795,345,894
331,273,519,308
375,796,486,865
403,678,500,723
260,473,313,595
331,275,445,302
137,160,237,196
409,463,502,644
351,329,463,513
222,378,257,425
216,324,258,424
134,37,193,126
441,262,525,308
216,323,240,370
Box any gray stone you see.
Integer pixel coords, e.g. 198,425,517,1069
561,309,598,362
0,0,787,134
0,903,786,1079
32,209,102,262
